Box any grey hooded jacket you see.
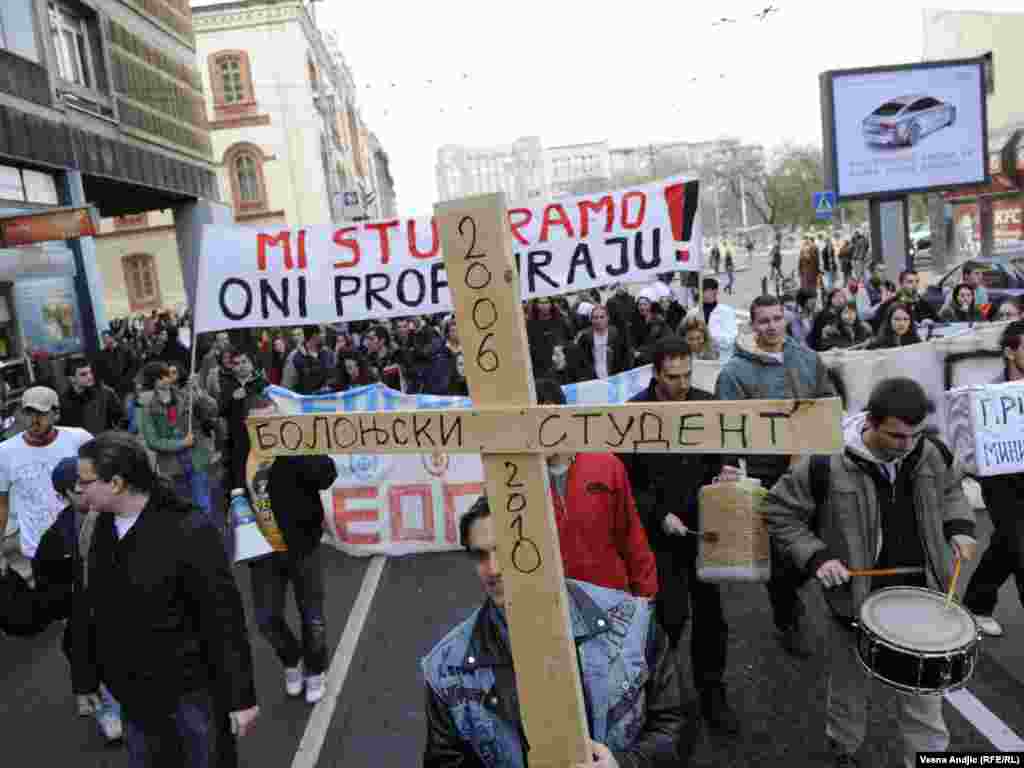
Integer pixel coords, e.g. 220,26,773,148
714,335,836,481
760,412,976,620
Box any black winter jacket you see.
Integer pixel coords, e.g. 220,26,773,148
73,482,257,718
618,382,722,552
267,456,338,560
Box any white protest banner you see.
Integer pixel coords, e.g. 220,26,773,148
948,381,1024,477
261,369,661,556
194,176,702,333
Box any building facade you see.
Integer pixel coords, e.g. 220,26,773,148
435,137,546,204
91,0,388,318
923,9,1024,261
545,141,610,197
0,0,219,366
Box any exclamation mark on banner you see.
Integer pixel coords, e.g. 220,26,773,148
664,181,699,262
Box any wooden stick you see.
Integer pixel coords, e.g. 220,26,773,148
946,556,962,608
847,566,925,578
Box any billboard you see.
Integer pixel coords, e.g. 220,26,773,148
821,58,989,200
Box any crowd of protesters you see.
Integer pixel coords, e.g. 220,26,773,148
2,245,1023,768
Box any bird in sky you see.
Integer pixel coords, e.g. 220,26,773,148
712,17,736,26
754,5,779,21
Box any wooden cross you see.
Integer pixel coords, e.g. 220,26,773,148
247,192,843,768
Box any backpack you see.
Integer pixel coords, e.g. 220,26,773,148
807,435,955,511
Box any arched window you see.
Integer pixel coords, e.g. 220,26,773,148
208,50,256,116
224,142,268,212
236,155,259,202
122,253,161,311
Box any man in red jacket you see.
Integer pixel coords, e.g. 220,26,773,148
534,379,658,598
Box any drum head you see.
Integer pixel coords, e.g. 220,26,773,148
861,587,976,653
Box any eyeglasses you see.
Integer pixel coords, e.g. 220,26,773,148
75,477,101,488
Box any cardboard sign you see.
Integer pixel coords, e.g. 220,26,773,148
953,380,1024,476
248,399,844,458
194,176,703,333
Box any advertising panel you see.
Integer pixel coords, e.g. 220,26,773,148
13,276,84,356
821,58,989,199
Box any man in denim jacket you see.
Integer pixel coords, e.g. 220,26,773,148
422,496,694,768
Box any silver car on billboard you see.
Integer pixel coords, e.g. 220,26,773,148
862,95,957,147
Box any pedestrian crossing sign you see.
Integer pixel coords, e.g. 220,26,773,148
814,191,835,220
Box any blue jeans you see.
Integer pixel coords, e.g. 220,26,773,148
249,548,328,675
123,688,233,768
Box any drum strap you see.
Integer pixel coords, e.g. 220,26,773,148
809,455,832,519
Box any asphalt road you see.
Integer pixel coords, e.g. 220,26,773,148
2,505,1022,768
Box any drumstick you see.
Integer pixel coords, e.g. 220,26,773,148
846,566,924,577
946,556,962,608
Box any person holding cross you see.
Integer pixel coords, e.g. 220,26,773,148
619,335,743,738
421,494,694,768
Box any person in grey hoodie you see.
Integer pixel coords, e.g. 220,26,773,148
760,378,976,768
714,294,836,658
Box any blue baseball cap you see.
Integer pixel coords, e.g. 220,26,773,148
51,457,79,497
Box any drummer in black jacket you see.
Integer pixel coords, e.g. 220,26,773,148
246,396,339,706
618,335,743,739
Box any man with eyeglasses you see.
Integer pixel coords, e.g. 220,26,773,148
761,377,976,768
72,431,258,767
0,387,93,566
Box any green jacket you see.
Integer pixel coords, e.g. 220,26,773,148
760,412,976,620
139,386,219,476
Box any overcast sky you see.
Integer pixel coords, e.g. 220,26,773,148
310,1,1020,217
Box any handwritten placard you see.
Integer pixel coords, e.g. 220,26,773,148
246,398,844,457
969,381,1024,476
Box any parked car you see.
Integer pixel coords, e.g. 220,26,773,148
923,258,1024,314
862,95,956,147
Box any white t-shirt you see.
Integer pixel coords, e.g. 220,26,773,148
0,427,93,557
592,331,609,379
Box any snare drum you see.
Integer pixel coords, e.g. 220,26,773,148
856,587,979,696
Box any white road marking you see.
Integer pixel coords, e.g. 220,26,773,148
292,555,387,768
945,688,1024,751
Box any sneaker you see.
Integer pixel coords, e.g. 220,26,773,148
97,710,123,743
975,615,1004,637
305,673,326,704
700,686,740,736
778,621,815,659
285,665,303,697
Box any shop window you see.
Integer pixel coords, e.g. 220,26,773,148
224,142,268,212
208,50,256,114
122,253,161,310
48,0,107,93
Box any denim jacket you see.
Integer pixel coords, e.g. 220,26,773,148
421,580,686,768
